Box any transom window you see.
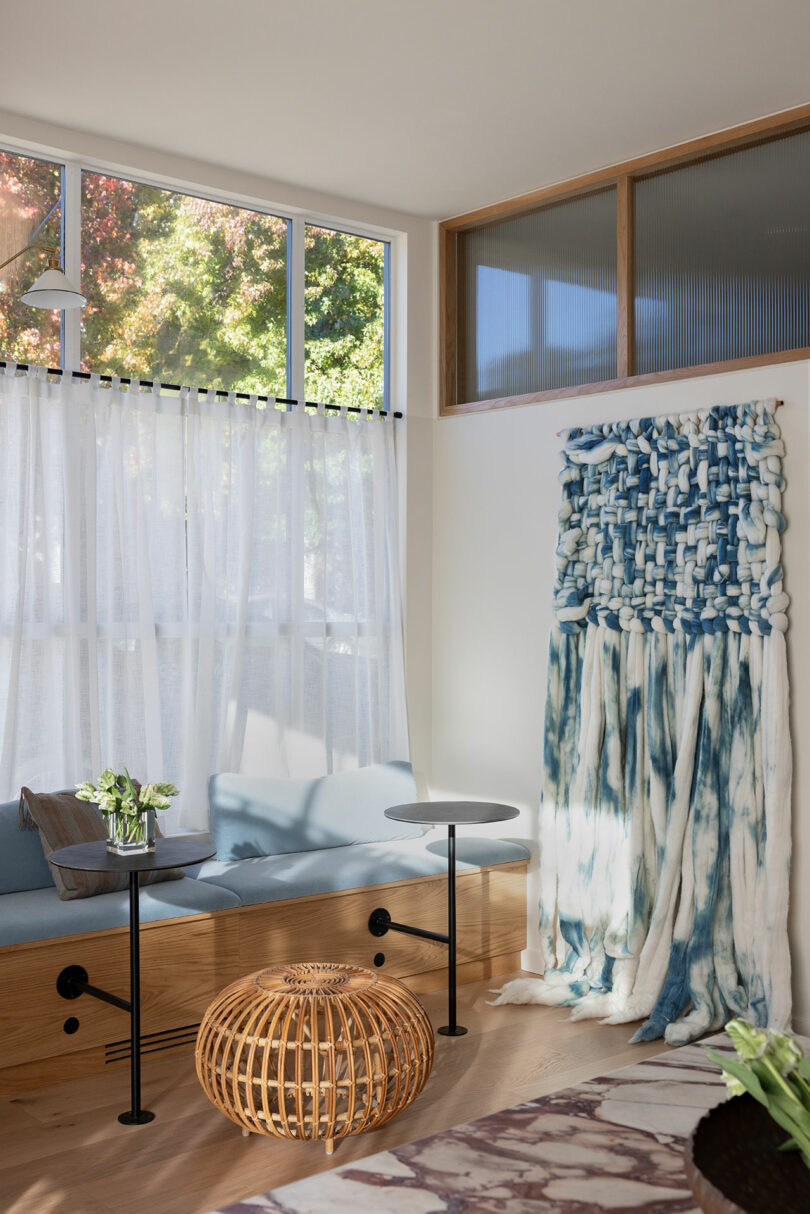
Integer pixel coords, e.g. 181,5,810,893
441,115,810,412
0,150,389,410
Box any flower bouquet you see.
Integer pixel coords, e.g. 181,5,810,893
707,1020,810,1169
76,768,179,855
684,1019,810,1212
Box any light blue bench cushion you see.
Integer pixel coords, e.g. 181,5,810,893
209,761,423,861
196,832,530,907
0,798,55,894
0,876,241,947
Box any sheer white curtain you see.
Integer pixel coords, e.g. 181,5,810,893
0,366,408,831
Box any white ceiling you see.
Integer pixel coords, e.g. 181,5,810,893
2,0,810,219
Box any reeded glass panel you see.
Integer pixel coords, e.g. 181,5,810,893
457,190,617,402
81,172,288,393
305,225,387,409
635,132,810,374
0,150,63,365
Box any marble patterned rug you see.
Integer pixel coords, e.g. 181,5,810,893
211,1035,741,1213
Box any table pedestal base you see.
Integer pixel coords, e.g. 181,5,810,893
372,803,520,1039
118,1110,155,1125
50,836,216,1128
57,875,150,1125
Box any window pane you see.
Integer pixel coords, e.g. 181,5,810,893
635,133,810,374
81,173,288,393
457,190,617,402
0,150,62,366
305,225,386,409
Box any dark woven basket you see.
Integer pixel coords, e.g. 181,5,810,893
684,1093,810,1214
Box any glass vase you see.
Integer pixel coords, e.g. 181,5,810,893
105,809,155,856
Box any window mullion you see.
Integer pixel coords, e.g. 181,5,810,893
61,161,82,371
383,242,391,410
289,215,306,401
616,175,635,379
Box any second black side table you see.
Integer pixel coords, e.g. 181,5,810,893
369,801,519,1036
50,837,214,1125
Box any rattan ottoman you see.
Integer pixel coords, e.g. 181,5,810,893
195,961,434,1154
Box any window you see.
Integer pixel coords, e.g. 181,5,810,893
81,173,288,393
305,225,387,410
0,146,403,826
457,190,617,401
634,132,810,374
0,150,63,366
0,153,391,410
441,108,810,412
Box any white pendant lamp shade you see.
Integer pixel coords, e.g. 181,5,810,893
21,265,87,310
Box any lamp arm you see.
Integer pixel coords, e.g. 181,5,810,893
0,243,60,274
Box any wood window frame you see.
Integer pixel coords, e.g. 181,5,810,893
440,102,810,416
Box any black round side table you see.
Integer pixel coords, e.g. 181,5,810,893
50,837,214,1125
369,801,519,1036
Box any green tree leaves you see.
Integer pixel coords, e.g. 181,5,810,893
2,158,388,409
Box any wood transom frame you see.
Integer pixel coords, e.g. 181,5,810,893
439,101,810,415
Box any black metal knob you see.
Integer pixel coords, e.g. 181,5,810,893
368,908,391,937
57,965,88,1000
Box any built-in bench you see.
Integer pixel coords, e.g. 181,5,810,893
0,763,529,1093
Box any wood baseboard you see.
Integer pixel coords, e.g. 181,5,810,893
405,951,523,994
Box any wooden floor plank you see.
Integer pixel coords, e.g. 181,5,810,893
1,971,671,1214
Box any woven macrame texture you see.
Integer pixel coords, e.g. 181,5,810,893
554,402,788,636
493,399,792,1044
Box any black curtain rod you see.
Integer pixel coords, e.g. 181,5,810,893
0,361,403,419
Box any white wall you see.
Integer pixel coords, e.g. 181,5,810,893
431,359,810,1034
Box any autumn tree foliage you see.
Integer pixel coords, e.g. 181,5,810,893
0,151,62,366
80,174,289,394
1,153,386,409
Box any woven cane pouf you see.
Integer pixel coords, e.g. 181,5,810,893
195,961,434,1155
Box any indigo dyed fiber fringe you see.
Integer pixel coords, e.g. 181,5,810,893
493,401,792,1044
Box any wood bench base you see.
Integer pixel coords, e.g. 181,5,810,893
0,860,527,1095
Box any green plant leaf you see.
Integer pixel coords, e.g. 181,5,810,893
768,1089,810,1130
754,1057,807,1107
706,1049,768,1106
762,1103,810,1160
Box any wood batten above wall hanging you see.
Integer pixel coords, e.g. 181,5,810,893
440,102,810,415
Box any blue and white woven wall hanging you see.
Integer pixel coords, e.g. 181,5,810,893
493,401,792,1044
